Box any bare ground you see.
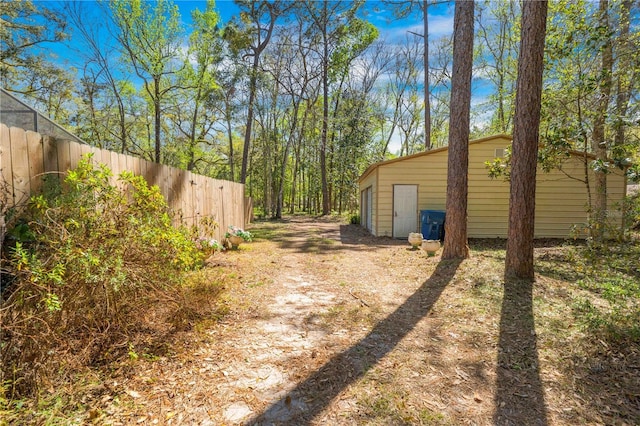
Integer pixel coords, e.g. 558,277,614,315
77,217,639,425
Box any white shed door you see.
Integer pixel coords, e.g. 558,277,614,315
393,184,418,238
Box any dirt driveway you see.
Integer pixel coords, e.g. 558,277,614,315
108,217,579,425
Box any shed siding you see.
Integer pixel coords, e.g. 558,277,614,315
359,168,378,235
535,159,626,237
468,137,511,237
360,135,627,239
376,149,449,237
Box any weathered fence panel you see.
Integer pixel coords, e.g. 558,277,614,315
0,124,247,242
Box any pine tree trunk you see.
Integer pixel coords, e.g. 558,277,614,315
505,0,548,280
442,0,474,260
591,0,613,242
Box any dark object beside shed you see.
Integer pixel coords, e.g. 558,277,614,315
421,210,445,241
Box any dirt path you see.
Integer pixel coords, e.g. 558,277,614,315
210,217,423,425
104,217,580,425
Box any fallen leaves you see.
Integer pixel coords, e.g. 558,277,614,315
125,389,142,399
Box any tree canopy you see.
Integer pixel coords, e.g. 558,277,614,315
2,0,638,218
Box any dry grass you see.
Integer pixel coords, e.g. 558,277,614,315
3,217,639,425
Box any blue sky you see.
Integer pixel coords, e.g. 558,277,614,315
45,1,455,70
177,0,457,42
37,0,490,154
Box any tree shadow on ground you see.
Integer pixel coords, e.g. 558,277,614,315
246,259,462,425
253,221,404,254
338,224,405,247
494,278,548,425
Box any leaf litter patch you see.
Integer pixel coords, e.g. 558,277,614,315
31,217,639,425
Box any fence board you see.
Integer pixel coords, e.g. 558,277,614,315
42,135,59,191
79,143,92,162
193,173,203,229
69,140,81,170
57,139,71,178
0,126,247,242
100,147,111,169
9,127,30,206
179,169,189,225
245,196,254,226
27,131,44,195
163,166,173,208
143,161,157,189
138,156,147,182
42,136,58,173
117,153,127,179
89,146,102,164
1,124,14,206
202,176,213,230
108,150,118,175
131,155,141,177
185,171,193,227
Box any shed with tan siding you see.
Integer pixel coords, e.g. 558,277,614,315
358,134,627,239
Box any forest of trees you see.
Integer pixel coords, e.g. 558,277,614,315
1,0,639,220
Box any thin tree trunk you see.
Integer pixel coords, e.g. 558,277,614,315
327,75,345,214
497,73,505,132
154,78,161,163
240,58,259,184
187,87,201,171
590,0,612,242
423,0,431,150
118,99,127,154
239,3,277,184
504,0,548,280
614,0,631,148
320,0,330,215
275,109,298,219
226,105,235,181
290,150,299,215
289,105,309,214
442,0,474,260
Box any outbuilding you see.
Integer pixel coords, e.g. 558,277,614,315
358,134,627,239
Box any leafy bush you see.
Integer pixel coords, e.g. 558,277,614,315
624,192,640,230
573,297,640,344
570,237,640,345
1,156,205,396
192,216,224,254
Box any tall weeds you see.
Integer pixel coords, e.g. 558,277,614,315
1,156,205,396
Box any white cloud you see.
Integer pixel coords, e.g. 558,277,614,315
429,14,455,38
377,18,453,63
387,130,403,155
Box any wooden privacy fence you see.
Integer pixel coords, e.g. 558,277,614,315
0,124,247,242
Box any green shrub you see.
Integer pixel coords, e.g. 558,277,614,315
571,236,640,345
624,192,639,230
573,297,640,344
1,156,204,396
